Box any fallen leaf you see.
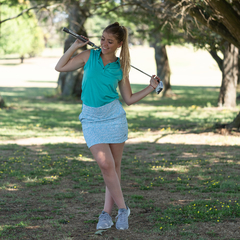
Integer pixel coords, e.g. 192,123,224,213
95,230,107,235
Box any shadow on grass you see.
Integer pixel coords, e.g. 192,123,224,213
129,84,222,107
0,141,240,239
1,84,222,106
0,63,22,66
0,85,239,139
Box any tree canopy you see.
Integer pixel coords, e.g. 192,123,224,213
0,2,44,59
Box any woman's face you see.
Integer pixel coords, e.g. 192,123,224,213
101,31,122,55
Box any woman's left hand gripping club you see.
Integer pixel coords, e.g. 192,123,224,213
150,75,161,89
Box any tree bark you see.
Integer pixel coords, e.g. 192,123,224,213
153,42,174,97
169,0,240,49
57,1,88,98
218,42,238,107
208,49,223,71
238,50,240,85
227,111,240,129
205,0,240,44
238,51,240,100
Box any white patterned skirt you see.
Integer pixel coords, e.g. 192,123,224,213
79,99,128,148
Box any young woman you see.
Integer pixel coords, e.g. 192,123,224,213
55,22,160,230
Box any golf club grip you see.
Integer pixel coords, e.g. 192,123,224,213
62,27,96,48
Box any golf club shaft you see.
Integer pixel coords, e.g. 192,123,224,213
130,65,151,78
62,27,152,78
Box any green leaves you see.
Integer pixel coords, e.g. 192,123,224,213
0,3,44,58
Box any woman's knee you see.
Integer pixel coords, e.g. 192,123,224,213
98,159,115,174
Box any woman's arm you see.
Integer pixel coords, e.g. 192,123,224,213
119,75,160,106
55,39,90,72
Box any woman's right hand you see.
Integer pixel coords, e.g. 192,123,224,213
72,37,89,49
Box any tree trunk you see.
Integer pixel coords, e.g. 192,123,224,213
238,50,240,85
227,111,240,129
0,94,5,108
57,1,88,98
237,51,240,100
218,42,238,107
153,42,174,97
20,55,24,63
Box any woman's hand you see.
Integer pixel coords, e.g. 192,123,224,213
149,75,160,90
72,37,89,49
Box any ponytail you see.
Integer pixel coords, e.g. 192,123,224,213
104,22,131,82
120,26,131,82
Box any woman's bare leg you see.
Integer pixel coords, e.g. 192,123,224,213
103,143,125,214
90,143,126,213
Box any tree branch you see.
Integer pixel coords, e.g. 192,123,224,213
168,0,240,49
205,0,240,44
208,49,223,71
0,4,47,24
0,2,63,25
232,0,240,14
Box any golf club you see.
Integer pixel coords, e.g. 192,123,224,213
62,27,163,94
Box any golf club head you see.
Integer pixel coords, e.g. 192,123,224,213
156,81,164,94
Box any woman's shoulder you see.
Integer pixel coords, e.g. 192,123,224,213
82,49,91,58
85,48,101,59
78,49,91,64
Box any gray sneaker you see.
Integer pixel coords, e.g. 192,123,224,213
115,206,130,230
96,211,114,229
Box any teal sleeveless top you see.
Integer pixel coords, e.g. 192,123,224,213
81,49,123,107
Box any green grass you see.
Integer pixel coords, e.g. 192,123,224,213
0,85,240,239
154,199,240,229
0,85,239,143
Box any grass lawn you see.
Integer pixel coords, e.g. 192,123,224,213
0,84,240,240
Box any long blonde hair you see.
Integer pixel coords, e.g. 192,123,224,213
104,22,131,81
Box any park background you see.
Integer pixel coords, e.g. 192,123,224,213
1,1,240,240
